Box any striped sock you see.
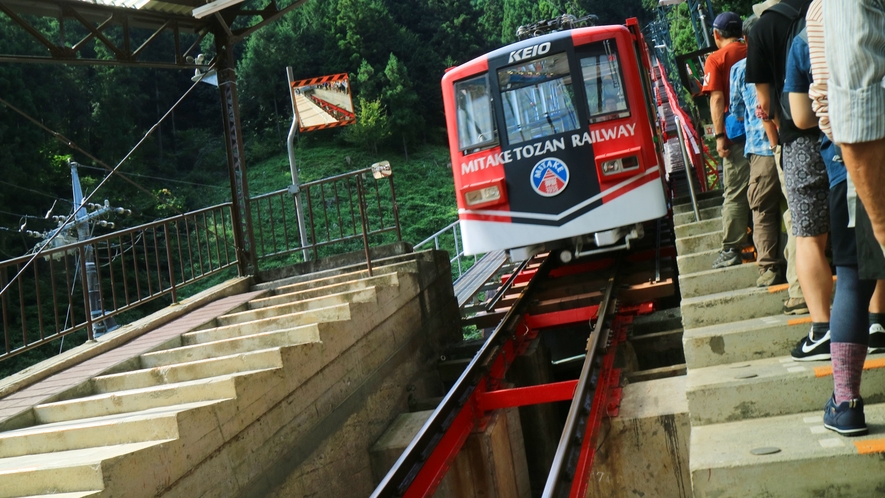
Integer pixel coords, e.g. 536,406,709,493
832,342,867,404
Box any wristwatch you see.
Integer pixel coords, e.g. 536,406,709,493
714,132,726,139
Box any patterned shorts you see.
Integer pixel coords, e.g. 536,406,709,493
783,135,830,237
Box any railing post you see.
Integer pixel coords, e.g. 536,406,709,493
0,267,8,354
78,246,94,342
388,176,402,241
165,222,177,304
452,224,462,277
357,176,373,276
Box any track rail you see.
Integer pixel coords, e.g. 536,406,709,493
543,256,621,498
372,244,667,498
370,254,555,498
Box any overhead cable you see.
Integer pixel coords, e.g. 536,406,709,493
0,64,217,300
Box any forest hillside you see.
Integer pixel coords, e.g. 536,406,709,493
0,0,649,259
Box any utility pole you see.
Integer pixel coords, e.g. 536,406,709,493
69,161,119,338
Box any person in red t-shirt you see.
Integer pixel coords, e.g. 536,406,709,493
703,12,752,269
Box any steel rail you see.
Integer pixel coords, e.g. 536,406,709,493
371,254,553,498
542,254,621,498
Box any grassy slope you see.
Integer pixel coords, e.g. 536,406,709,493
234,142,459,249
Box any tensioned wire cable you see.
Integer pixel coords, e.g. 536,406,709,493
74,164,227,189
0,63,218,300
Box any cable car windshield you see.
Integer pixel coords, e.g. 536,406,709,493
497,52,580,145
580,39,630,123
454,75,498,153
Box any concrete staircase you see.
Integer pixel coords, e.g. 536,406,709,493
674,192,885,496
0,251,458,497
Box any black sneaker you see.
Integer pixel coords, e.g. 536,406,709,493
712,248,741,269
791,327,831,361
869,323,885,354
783,297,809,315
823,394,868,436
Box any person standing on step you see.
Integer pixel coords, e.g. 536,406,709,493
773,2,833,361
746,0,809,315
703,12,751,270
823,1,885,265
730,14,786,288
802,0,885,435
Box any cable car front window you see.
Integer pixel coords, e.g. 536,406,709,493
455,75,498,153
580,39,630,123
496,52,579,145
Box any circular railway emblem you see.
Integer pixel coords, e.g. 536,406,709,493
530,157,569,197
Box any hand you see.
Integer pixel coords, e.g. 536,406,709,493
716,137,730,158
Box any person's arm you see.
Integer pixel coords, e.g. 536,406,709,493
789,92,818,129
762,119,779,148
710,90,729,157
754,83,780,128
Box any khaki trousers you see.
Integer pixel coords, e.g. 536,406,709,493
748,154,783,271
721,141,751,251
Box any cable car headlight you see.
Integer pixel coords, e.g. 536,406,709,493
462,179,507,209
601,155,640,176
465,186,502,206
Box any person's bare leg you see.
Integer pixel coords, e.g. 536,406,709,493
796,234,832,322
870,280,885,314
843,138,885,256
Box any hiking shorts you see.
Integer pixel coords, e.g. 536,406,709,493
783,135,829,237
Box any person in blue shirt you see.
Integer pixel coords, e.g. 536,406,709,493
730,14,786,288
786,29,885,435
781,30,833,362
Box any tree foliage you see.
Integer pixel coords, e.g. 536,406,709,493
0,0,655,258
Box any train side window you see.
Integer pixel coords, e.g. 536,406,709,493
455,75,498,153
580,40,630,124
496,52,580,145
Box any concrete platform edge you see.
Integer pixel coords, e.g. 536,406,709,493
0,277,253,401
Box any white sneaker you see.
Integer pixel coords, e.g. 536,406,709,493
869,323,885,354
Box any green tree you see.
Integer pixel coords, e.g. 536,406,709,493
381,53,423,160
344,97,390,153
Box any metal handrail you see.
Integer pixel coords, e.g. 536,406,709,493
0,203,237,362
250,167,402,275
414,220,476,279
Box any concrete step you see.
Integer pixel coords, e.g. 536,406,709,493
0,400,218,458
182,303,352,346
674,217,721,239
681,284,789,329
673,195,724,215
690,401,885,497
95,349,284,392
686,353,885,426
250,251,418,292
32,375,244,424
140,324,322,368
683,315,811,369
0,257,445,498
673,205,722,227
0,440,169,497
676,248,722,275
588,375,691,497
217,286,377,326
675,231,721,256
672,190,723,208
678,263,760,299
251,272,398,310
28,492,101,497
